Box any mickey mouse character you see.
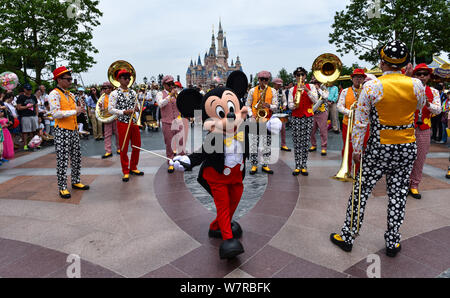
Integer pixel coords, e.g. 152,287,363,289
170,71,250,259
172,71,282,260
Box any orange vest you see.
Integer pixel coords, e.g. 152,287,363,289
252,86,273,119
54,88,78,131
343,87,357,126
103,94,110,108
376,73,417,145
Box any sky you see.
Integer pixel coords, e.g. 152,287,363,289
78,0,372,86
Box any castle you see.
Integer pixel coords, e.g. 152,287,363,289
186,21,243,88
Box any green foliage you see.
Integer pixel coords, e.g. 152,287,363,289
277,68,295,86
0,0,102,85
329,0,450,64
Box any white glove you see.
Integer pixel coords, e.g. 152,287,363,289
170,155,191,172
267,117,282,135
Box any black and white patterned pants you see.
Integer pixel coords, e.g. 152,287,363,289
250,134,272,166
291,117,313,170
54,127,82,191
340,142,417,249
250,123,272,166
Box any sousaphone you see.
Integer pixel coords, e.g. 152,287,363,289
96,60,137,123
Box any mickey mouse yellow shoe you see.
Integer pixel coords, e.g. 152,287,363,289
250,166,258,175
293,169,301,176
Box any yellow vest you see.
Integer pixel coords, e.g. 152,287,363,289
343,87,357,126
376,73,417,145
54,88,78,131
252,86,273,119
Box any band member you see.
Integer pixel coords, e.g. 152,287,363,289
273,78,291,152
100,82,120,159
328,83,340,134
48,66,90,199
288,67,319,176
309,76,330,156
337,69,370,172
409,64,442,199
108,69,144,182
156,75,185,173
330,40,427,257
246,71,278,175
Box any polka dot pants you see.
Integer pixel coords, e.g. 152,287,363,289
250,123,272,167
340,142,417,249
54,127,82,191
292,117,313,170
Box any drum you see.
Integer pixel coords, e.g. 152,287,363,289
272,113,289,123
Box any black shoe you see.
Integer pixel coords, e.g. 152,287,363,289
386,244,402,258
219,239,245,260
261,166,274,174
130,170,145,176
122,174,130,182
209,221,243,239
300,169,309,176
102,153,113,159
333,130,340,135
309,146,317,152
330,233,353,252
292,169,301,176
72,183,90,190
280,146,292,152
409,189,422,200
59,190,71,199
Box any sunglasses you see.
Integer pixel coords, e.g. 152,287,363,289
259,78,269,82
415,72,430,77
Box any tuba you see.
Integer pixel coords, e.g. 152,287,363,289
95,93,117,123
311,53,342,113
96,60,137,123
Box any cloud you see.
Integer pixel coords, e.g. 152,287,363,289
80,0,370,86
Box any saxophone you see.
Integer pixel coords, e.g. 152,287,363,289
254,85,269,121
294,80,304,108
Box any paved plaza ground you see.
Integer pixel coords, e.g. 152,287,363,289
0,126,449,278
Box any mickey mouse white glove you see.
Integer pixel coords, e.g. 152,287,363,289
170,155,191,172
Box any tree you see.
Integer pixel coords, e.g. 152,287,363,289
0,0,102,85
329,0,450,65
277,68,295,86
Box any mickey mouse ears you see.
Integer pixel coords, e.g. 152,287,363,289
226,70,248,100
177,71,248,119
177,88,203,118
